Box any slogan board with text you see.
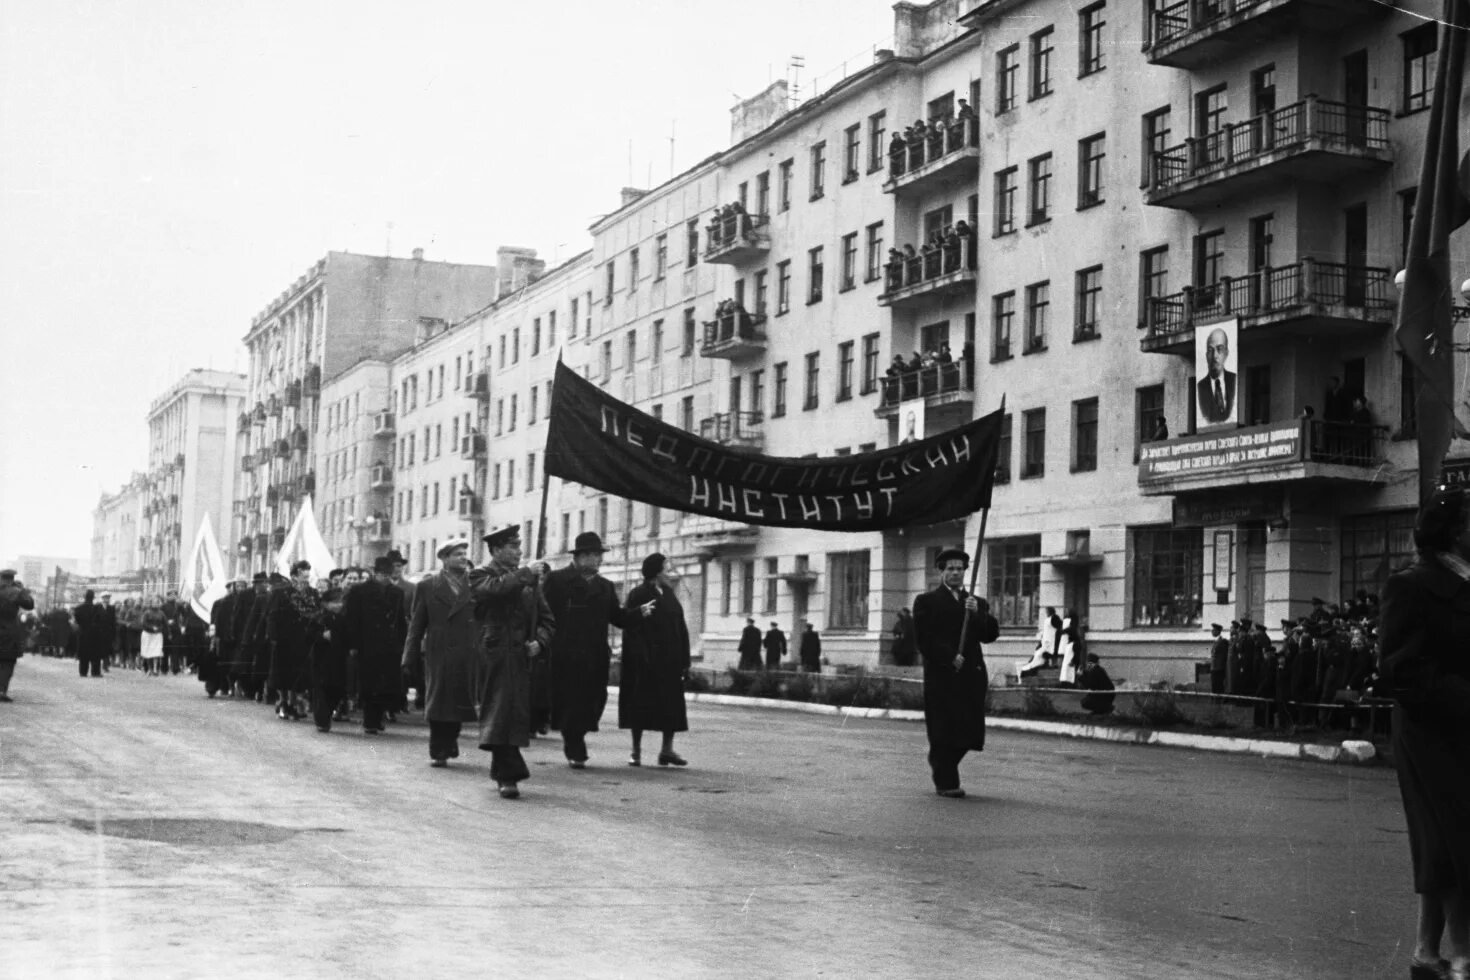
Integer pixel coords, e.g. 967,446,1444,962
1139,420,1303,481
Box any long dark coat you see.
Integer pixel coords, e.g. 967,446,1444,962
267,585,318,692
202,592,234,687
799,629,822,671
542,564,626,735
912,585,1000,751
618,581,689,733
471,559,554,748
737,624,763,668
342,578,407,710
1378,556,1470,893
73,600,110,662
310,590,349,692
0,583,35,665
229,589,265,676
403,571,483,723
250,586,285,684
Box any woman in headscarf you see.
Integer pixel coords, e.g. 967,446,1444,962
619,553,689,767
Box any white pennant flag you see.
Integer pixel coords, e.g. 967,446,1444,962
274,494,335,581
181,513,229,620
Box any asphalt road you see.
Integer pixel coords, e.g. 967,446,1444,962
0,655,1415,980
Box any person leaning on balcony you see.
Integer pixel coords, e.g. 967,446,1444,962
956,98,975,122
1377,486,1470,980
888,132,907,173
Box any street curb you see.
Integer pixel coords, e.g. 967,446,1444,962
666,690,1379,765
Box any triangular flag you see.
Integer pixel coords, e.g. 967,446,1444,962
274,494,335,580
180,514,228,620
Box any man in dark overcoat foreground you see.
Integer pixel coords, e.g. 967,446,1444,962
541,531,627,769
403,538,484,766
472,526,554,799
912,547,1000,799
343,556,408,735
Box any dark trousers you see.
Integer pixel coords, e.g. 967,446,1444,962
362,703,386,732
429,720,463,760
0,661,14,694
78,656,101,678
562,729,588,762
927,743,969,792
488,745,530,784
313,685,344,730
1209,670,1226,695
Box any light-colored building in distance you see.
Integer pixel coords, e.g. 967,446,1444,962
92,474,147,580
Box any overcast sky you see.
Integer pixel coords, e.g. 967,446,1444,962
0,0,899,570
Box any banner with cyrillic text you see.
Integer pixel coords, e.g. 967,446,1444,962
544,361,1002,531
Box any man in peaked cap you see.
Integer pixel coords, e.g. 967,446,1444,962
911,546,1000,799
1209,623,1229,695
541,531,628,769
403,538,481,766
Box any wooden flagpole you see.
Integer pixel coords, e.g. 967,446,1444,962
956,393,1005,660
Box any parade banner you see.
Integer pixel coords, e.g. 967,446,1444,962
544,361,1002,531
274,494,335,579
180,514,228,620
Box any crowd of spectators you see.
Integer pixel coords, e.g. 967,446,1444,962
887,99,978,176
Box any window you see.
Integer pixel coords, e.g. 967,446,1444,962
682,308,696,356
837,341,854,401
1401,187,1418,263
737,181,748,212
547,311,557,347
626,329,637,369
988,536,1040,627
861,333,880,394
600,340,613,379
803,352,820,410
1404,23,1437,113
1139,246,1169,327
778,158,793,211
1249,213,1274,272
1141,106,1171,187
719,563,732,616
843,124,861,182
604,261,615,304
763,557,779,614
773,362,788,417
808,246,824,304
750,369,765,417
997,44,1020,113
509,394,518,432
753,270,769,315
756,171,770,215
776,260,792,315
1136,384,1165,460
1074,266,1102,340
839,232,858,291
739,560,755,614
1342,510,1416,604
1079,2,1106,75
570,297,579,339
1244,364,1271,425
992,291,1015,361
810,142,826,200
1022,408,1046,478
532,317,541,356
1072,397,1099,472
686,219,699,266
1130,526,1203,627
1024,282,1049,353
495,400,504,436
526,454,536,494
1195,85,1227,158
1027,153,1052,225
655,234,667,279
867,110,886,173
995,412,1013,484
1193,229,1225,301
1029,26,1054,99
994,167,1018,236
827,551,870,629
680,395,694,431
864,221,884,281
1078,133,1105,208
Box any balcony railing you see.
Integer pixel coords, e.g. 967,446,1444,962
1145,0,1384,69
372,410,395,437
457,493,481,519
370,464,393,488
285,381,302,408
700,309,768,361
1138,417,1386,494
698,411,764,450
876,361,976,414
266,395,282,417
1147,98,1390,208
302,364,321,397
1141,260,1394,352
879,234,976,308
469,371,490,400
884,115,979,194
460,432,487,460
704,210,770,265
365,518,391,542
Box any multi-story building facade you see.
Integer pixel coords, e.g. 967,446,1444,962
91,474,147,580
138,369,247,593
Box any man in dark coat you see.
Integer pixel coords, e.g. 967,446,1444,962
252,575,289,699
202,580,240,697
0,570,35,701
763,621,787,670
737,617,763,670
386,549,419,715
230,573,269,698
161,589,186,675
471,526,554,798
268,560,318,720
343,556,408,735
799,622,822,672
541,532,627,768
73,590,108,678
1208,622,1228,694
912,547,1001,799
619,552,688,767
1078,654,1116,715
403,538,484,765
310,583,350,732
96,593,117,670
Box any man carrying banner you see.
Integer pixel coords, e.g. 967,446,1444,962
912,547,1000,799
403,538,483,767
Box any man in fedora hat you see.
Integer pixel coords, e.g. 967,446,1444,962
541,530,630,768
403,538,483,766
911,546,1000,799
343,556,409,735
471,525,554,797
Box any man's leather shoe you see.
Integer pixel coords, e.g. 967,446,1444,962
657,751,688,767
497,783,520,799
936,788,966,799
430,758,448,768
568,760,586,769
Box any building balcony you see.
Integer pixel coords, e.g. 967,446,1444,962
460,432,487,460
883,115,979,196
1144,0,1387,70
684,514,758,552
238,536,252,556
700,309,768,361
468,370,490,401
875,361,975,419
240,453,255,472
1140,260,1394,355
698,411,764,451
291,426,308,451
704,210,770,265
271,527,287,548
266,395,282,417
255,447,273,467
1138,418,1387,496
365,517,392,543
457,492,482,520
251,401,266,424
1146,98,1391,210
302,364,321,397
879,236,976,310
237,412,252,433
285,381,302,408
253,532,270,552
298,471,315,496
372,410,395,437
273,439,291,459
370,464,393,489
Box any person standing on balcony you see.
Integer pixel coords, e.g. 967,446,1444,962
403,539,483,766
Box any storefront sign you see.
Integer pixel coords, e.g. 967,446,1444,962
1140,420,1303,482
1172,488,1285,527
1441,457,1470,487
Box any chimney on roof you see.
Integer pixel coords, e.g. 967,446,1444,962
411,247,424,261
620,187,648,208
495,246,546,297
729,80,789,145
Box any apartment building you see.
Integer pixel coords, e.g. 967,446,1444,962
317,359,393,569
92,474,147,580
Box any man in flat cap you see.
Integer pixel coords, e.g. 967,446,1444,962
471,526,554,798
342,556,408,734
403,538,483,766
541,531,628,769
911,547,1000,798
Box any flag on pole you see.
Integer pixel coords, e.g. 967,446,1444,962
180,514,228,620
1396,0,1470,502
274,494,335,579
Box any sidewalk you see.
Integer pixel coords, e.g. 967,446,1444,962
671,689,1381,766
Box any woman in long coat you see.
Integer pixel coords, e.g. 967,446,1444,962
619,553,690,767
1378,487,1470,980
310,585,349,732
404,540,485,765
268,561,319,720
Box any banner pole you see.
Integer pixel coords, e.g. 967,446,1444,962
957,393,1005,661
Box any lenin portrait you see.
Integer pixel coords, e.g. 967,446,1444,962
1195,320,1238,428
